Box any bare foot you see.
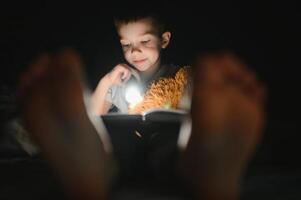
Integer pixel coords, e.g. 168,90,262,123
19,49,113,200
179,53,266,200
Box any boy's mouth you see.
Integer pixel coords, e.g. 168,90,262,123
133,59,147,64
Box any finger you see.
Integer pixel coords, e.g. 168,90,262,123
21,53,50,85
119,63,131,69
122,70,132,82
29,53,50,78
218,53,249,84
240,70,259,96
115,63,130,71
17,53,50,100
110,70,124,85
129,68,141,81
52,48,83,76
194,54,224,88
249,81,267,106
121,69,128,80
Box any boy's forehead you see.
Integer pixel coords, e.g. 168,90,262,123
118,19,158,39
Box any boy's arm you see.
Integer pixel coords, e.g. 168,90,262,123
91,63,134,115
91,75,113,115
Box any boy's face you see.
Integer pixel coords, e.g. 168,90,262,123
118,18,170,74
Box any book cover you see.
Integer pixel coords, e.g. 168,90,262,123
101,108,188,123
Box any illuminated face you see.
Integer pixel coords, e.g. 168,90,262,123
118,18,170,75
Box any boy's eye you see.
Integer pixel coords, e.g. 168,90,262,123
141,40,150,44
121,44,131,50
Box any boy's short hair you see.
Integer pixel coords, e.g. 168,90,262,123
113,9,168,36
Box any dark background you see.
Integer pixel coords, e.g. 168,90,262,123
0,1,300,199
1,1,300,158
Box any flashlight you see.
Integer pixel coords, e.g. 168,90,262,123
124,75,143,108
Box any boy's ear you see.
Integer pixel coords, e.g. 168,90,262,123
161,31,171,49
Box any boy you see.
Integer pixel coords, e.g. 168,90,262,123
91,11,191,115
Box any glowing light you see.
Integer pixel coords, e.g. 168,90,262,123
125,85,143,108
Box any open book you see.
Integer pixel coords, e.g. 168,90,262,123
99,108,190,181
101,108,188,123
100,108,188,162
100,108,189,151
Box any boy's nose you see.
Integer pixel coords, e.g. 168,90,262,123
131,46,142,54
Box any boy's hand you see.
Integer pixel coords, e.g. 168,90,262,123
91,63,140,115
105,63,136,86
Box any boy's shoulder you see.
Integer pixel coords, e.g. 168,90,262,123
158,64,190,79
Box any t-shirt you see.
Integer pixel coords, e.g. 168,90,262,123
106,64,190,113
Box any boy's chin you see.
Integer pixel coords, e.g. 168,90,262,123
133,64,149,72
